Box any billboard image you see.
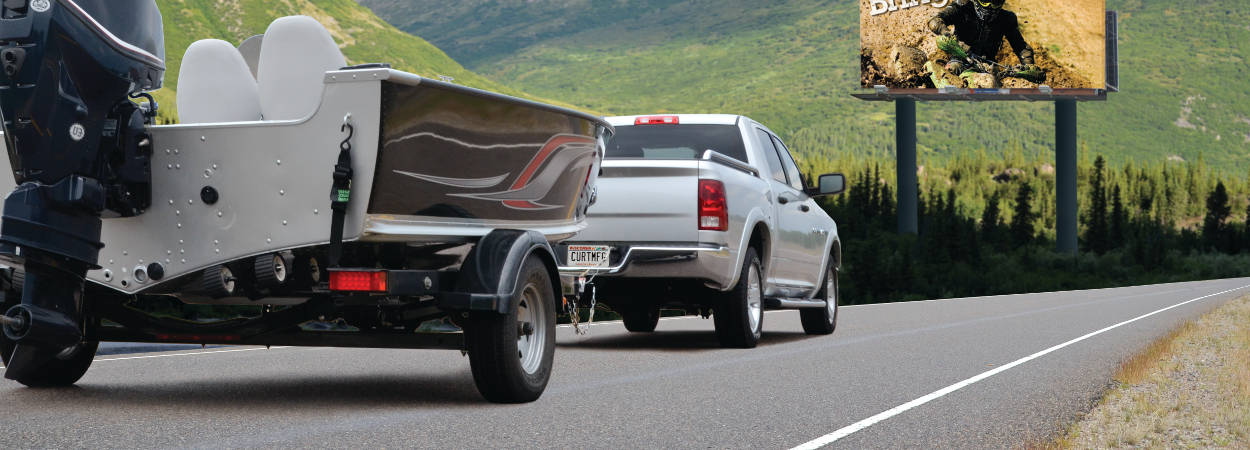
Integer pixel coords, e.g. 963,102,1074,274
860,0,1105,90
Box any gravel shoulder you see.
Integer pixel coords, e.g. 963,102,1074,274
1060,295,1250,448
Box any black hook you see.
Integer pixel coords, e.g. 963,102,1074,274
340,122,354,152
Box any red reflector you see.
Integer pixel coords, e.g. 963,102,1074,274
698,179,728,231
329,270,388,292
635,115,679,125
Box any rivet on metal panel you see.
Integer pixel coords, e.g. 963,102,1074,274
175,163,181,169
180,249,185,254
215,249,220,253
276,160,281,165
174,149,180,154
279,189,285,196
168,199,174,205
175,210,181,215
313,209,319,214
108,259,114,264
204,169,212,178
179,240,184,244
181,259,186,264
165,258,170,264
200,136,206,142
177,223,182,228
217,211,223,217
164,149,170,155
213,240,219,245
166,250,171,255
122,251,128,256
102,270,112,281
188,199,194,205
212,164,218,169
266,238,272,243
166,164,172,169
282,220,288,226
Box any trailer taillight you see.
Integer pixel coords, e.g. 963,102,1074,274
329,270,388,292
635,115,679,125
698,179,728,231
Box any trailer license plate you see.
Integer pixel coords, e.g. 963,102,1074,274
567,245,611,268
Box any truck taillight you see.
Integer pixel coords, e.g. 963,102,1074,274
329,270,388,292
698,179,728,231
635,115,679,125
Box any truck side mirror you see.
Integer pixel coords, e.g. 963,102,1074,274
806,173,846,197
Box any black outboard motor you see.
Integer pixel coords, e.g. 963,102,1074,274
0,0,163,379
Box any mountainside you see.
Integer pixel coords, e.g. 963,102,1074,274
358,0,1250,173
150,0,536,123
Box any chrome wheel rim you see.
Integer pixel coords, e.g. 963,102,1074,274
747,262,762,334
516,283,547,375
825,270,837,322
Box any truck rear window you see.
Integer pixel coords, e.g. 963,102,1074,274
605,124,747,162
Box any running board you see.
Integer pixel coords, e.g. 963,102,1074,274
763,298,827,309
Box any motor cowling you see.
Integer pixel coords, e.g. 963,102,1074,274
0,0,164,374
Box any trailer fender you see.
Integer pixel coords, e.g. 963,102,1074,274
439,229,560,315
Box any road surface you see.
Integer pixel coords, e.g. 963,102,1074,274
2,278,1247,448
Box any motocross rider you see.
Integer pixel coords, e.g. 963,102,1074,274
928,0,1037,76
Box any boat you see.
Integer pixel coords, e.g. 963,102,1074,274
0,0,610,403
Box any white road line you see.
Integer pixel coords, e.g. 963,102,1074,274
0,347,289,369
93,347,290,362
789,284,1250,450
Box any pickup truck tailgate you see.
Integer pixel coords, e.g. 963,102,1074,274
577,160,699,243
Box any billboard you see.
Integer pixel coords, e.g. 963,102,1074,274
860,0,1106,91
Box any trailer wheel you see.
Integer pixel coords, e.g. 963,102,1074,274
714,247,763,348
0,289,98,387
464,254,556,403
800,265,838,335
622,305,660,333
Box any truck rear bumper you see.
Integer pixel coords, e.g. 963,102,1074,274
557,242,733,289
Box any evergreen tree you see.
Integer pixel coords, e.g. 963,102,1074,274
1085,156,1109,254
981,191,1002,245
1110,184,1126,250
1010,182,1036,246
1203,181,1231,251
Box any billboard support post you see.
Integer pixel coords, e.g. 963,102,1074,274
1055,99,1078,254
896,98,918,235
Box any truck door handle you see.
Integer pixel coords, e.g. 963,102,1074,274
799,204,810,212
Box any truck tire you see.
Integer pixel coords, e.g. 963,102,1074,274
0,283,98,388
464,254,556,403
714,248,763,348
800,264,838,335
622,306,660,333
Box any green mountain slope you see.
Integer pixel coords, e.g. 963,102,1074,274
150,0,536,122
358,0,1250,172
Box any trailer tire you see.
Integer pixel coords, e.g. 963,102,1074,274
622,305,660,333
464,254,556,403
800,265,838,335
714,247,763,348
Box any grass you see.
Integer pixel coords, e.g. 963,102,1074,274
1046,295,1250,448
359,0,1250,174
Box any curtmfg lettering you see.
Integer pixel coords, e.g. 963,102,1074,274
870,0,950,16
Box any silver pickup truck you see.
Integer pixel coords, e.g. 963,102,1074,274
560,114,845,348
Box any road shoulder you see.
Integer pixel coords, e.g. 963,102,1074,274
1058,295,1250,448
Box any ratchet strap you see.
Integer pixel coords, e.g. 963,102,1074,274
328,118,354,267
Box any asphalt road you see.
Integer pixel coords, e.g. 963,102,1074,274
2,278,1248,449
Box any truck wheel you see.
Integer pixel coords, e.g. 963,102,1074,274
464,254,556,403
714,248,763,348
622,306,660,333
800,265,838,335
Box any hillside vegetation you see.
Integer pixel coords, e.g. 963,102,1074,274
150,0,538,123
359,0,1250,172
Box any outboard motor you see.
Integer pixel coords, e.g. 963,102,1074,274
0,0,163,378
